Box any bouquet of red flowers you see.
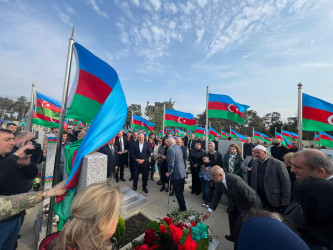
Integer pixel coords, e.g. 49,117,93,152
133,214,210,250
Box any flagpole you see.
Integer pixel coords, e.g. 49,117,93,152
319,132,321,148
205,86,209,151
162,104,165,138
208,121,211,141
297,83,303,150
253,127,254,141
229,126,231,140
131,111,133,132
47,27,75,235
274,127,277,139
27,83,35,132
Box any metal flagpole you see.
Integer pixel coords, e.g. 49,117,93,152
27,84,35,132
131,111,133,132
47,26,75,235
319,132,321,148
274,127,277,139
297,83,303,150
229,126,231,140
208,121,211,141
162,104,165,138
205,86,209,151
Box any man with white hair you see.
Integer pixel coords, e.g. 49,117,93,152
166,137,187,211
251,145,291,213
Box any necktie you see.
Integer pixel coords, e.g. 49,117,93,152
111,146,114,156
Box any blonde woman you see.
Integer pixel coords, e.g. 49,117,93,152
40,181,122,250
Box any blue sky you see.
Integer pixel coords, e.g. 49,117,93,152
1,0,333,120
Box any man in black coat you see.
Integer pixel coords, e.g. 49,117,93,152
243,137,255,159
99,138,119,178
132,133,151,193
182,133,188,149
270,138,288,162
115,130,129,182
189,141,204,195
187,134,197,152
202,166,262,243
128,131,139,181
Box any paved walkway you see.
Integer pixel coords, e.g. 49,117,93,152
18,167,233,250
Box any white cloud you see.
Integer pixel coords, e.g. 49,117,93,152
196,0,208,8
150,0,161,11
54,4,72,27
87,0,109,18
215,71,240,79
196,28,205,44
243,51,255,59
132,0,140,7
164,2,178,14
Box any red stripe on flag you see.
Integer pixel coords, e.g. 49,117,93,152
36,99,61,113
165,114,197,125
208,101,244,117
210,130,218,136
133,119,145,126
321,134,333,141
303,106,333,124
76,69,112,104
34,113,59,123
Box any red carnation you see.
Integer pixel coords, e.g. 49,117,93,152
163,217,173,225
144,229,160,246
159,224,167,234
190,221,197,227
178,235,197,250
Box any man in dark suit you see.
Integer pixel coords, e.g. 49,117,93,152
243,137,254,159
270,138,288,162
283,149,333,236
187,134,197,151
115,130,129,182
251,145,291,213
128,131,139,181
132,133,151,193
99,138,119,178
166,138,187,211
182,133,188,148
202,166,262,242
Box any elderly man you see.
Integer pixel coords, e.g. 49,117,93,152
251,145,291,213
99,138,119,178
176,137,187,167
132,133,151,193
243,137,255,158
115,130,129,182
283,149,333,235
128,131,139,181
207,142,222,167
202,166,262,242
166,138,187,211
270,138,288,162
0,129,34,249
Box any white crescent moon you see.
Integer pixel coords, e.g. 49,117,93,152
227,104,234,112
42,101,45,108
328,115,333,125
50,118,54,122
178,117,183,123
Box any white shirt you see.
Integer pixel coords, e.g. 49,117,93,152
119,137,124,152
139,142,144,153
108,144,114,153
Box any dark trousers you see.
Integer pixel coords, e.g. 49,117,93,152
173,178,187,211
133,163,148,188
129,157,134,179
150,159,155,178
228,208,240,240
116,155,125,180
191,169,201,194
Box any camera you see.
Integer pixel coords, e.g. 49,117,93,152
24,139,42,155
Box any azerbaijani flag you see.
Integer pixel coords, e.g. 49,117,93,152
315,134,320,144
253,131,271,143
230,128,246,143
36,92,61,119
221,130,230,139
132,115,155,131
208,93,250,125
66,42,119,123
281,130,298,141
64,118,69,130
164,108,197,131
209,126,218,140
276,132,292,148
195,126,206,138
0,118,4,125
158,130,163,137
176,128,184,136
319,132,333,148
186,129,193,136
54,42,127,229
33,109,59,128
302,93,333,131
166,128,175,134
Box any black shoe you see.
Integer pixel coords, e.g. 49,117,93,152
157,180,162,185
160,186,165,192
165,187,169,192
196,192,200,195
151,177,154,181
120,178,126,182
129,178,133,181
132,187,137,191
225,235,235,242
143,187,148,193
116,178,119,183
191,191,195,194
169,191,174,196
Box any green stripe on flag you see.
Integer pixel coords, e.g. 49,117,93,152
302,118,333,131
36,107,59,119
208,109,245,125
32,118,58,128
164,120,197,131
320,139,333,148
254,135,271,144
66,94,102,123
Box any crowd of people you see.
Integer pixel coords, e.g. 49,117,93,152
1,123,333,249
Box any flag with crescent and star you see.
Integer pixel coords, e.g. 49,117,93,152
209,126,220,140
302,93,333,131
132,115,155,131
164,108,197,131
230,128,247,143
253,131,271,143
33,107,59,128
208,93,249,125
281,130,298,141
35,91,61,119
195,126,206,138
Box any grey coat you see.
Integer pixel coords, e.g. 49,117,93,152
167,144,186,181
251,157,291,207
